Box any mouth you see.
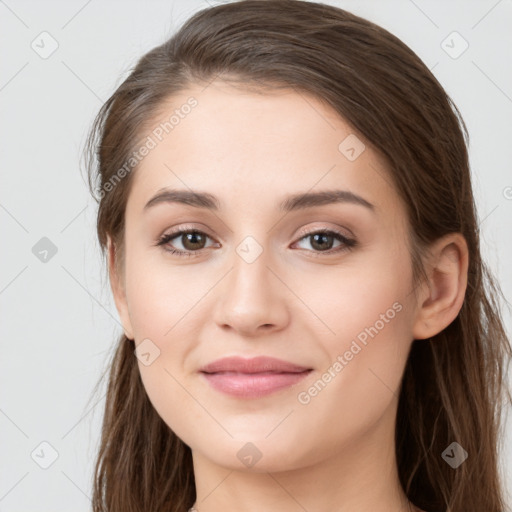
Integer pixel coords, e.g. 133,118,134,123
199,369,313,399
198,355,313,399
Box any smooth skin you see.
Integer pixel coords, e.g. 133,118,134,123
108,80,468,512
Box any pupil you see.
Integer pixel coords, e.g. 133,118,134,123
312,233,332,251
184,232,204,250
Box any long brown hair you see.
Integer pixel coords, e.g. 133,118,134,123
84,1,512,510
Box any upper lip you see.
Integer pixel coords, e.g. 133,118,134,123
200,356,312,374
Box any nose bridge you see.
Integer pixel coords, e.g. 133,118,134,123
212,231,288,334
227,233,274,303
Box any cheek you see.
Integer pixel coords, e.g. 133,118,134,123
300,247,413,349
126,263,207,434
124,254,215,423
287,291,412,465
321,283,411,397
124,249,206,341
296,256,414,432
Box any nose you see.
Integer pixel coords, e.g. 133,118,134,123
212,244,290,337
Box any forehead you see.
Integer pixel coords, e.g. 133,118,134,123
126,80,401,219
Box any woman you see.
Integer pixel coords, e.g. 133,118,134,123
85,1,512,511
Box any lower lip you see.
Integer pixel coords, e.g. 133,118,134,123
201,370,312,398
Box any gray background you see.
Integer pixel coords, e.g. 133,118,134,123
1,0,511,510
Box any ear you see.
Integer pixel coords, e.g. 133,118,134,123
412,233,469,340
107,235,134,340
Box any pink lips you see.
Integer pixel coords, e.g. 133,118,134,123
199,356,313,399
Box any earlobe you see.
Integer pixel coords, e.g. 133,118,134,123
107,235,134,340
412,233,469,340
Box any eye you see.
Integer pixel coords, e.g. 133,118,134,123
155,227,218,257
155,226,357,258
292,228,357,257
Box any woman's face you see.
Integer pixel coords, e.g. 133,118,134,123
112,80,422,472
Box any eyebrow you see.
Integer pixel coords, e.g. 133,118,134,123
143,188,375,213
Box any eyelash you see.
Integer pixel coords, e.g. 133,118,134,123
155,225,357,259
